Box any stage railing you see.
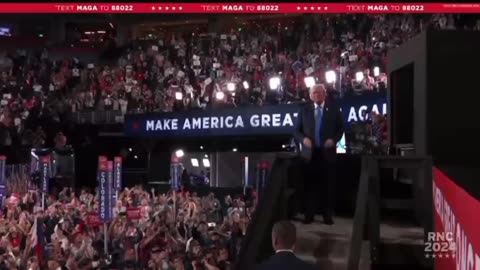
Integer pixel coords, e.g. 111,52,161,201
347,155,433,270
233,152,297,270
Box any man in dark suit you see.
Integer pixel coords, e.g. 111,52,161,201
294,84,344,225
256,220,317,270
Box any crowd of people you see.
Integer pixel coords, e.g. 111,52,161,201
1,14,479,147
0,181,254,270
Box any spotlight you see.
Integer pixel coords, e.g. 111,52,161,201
200,146,204,150
232,148,238,152
175,91,183,100
128,148,132,152
282,144,286,149
325,70,336,84
134,155,138,159
204,154,208,158
269,77,281,90
227,83,236,92
373,66,380,77
191,158,199,167
304,76,315,88
175,149,184,158
243,81,249,89
355,71,364,83
216,91,225,100
203,159,210,167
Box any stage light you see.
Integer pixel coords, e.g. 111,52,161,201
304,76,315,88
227,83,236,92
203,159,210,167
200,146,204,150
128,148,132,152
216,91,225,100
355,71,364,82
325,70,336,84
232,148,238,152
134,155,138,159
175,91,183,100
269,77,281,90
243,81,249,89
373,66,380,77
175,149,184,158
204,154,208,158
282,144,286,149
191,158,199,167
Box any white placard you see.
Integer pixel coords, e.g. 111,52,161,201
193,60,201,66
152,45,158,51
87,63,94,69
204,78,212,86
305,67,314,76
349,55,358,62
221,34,227,40
177,71,185,78
213,63,221,69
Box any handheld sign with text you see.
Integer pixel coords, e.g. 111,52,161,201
0,156,6,207
126,207,142,220
40,156,50,193
114,157,122,191
98,159,112,222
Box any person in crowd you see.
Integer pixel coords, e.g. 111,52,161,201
294,84,345,225
255,220,317,270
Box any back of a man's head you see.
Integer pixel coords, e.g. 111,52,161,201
272,220,297,251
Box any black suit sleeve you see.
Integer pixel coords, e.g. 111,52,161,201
334,106,345,143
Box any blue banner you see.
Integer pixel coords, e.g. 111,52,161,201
339,93,387,128
98,160,112,222
113,157,122,191
0,156,6,206
125,104,300,137
40,156,50,193
124,94,387,137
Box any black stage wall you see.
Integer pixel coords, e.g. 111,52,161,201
388,30,480,167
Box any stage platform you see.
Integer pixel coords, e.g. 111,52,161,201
292,214,429,270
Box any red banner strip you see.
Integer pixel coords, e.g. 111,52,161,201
0,3,479,13
433,168,480,270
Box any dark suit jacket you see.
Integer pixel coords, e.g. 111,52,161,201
256,251,318,270
294,101,345,160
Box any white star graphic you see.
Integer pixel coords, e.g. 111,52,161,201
304,7,308,10
297,6,301,10
318,7,322,10
432,254,436,258
425,254,430,258
438,254,443,258
158,6,162,10
178,6,182,10
324,6,328,10
445,254,450,258
452,253,456,258
311,7,314,10
172,7,176,10
151,6,155,10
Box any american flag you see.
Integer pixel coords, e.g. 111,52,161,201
30,217,45,263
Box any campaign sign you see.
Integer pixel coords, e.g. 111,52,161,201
126,207,142,220
114,157,122,191
0,156,6,206
40,156,50,193
86,212,103,227
98,160,112,222
339,93,387,128
125,104,300,137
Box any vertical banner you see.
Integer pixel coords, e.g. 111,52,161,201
98,159,112,222
107,161,114,218
113,157,122,191
97,156,108,183
40,156,50,193
0,156,6,207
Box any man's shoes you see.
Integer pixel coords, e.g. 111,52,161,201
323,215,334,225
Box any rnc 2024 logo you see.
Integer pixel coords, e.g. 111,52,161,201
424,232,456,258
